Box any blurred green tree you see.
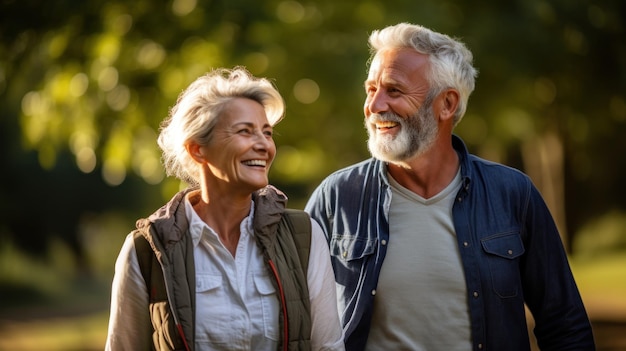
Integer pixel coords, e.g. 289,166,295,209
0,0,625,270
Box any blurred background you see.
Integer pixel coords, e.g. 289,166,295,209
1,0,625,349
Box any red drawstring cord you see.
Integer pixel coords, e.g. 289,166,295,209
268,259,289,351
176,323,192,351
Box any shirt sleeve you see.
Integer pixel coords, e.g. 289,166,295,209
307,218,346,351
522,186,595,349
304,183,332,244
105,233,152,351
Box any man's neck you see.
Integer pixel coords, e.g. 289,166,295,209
387,145,459,199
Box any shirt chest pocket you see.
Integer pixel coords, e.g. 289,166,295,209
195,274,229,344
330,235,377,262
253,274,280,341
197,274,222,292
481,232,525,298
330,235,376,287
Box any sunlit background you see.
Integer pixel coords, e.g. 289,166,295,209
1,0,625,349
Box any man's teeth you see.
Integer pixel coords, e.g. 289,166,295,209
376,121,398,129
243,160,266,166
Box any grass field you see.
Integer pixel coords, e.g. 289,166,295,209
571,254,626,321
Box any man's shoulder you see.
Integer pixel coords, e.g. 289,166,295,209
466,153,532,186
453,134,529,181
318,158,381,186
328,158,379,177
468,153,525,173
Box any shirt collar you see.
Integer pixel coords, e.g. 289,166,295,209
184,192,255,247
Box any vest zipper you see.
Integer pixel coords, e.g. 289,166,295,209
268,259,289,351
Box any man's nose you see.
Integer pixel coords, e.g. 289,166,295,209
366,90,389,115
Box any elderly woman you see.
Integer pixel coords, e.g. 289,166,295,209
105,67,344,351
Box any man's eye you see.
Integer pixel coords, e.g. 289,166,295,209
264,130,273,137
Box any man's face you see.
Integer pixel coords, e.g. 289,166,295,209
364,48,439,162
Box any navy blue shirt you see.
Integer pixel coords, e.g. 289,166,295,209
305,135,594,351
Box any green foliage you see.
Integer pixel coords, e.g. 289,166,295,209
1,0,625,257
0,1,625,347
574,210,626,259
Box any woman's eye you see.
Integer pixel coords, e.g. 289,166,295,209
264,130,273,137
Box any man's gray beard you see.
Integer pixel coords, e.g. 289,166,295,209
366,101,438,163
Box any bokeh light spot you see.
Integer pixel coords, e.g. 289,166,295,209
137,41,166,70
69,73,89,97
172,0,197,16
102,158,126,186
293,78,319,104
276,1,305,23
98,66,119,92
76,147,97,173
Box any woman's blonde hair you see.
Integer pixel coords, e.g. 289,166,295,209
157,67,284,185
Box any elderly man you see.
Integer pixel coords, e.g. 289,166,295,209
306,23,595,351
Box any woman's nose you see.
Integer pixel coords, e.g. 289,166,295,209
253,132,273,150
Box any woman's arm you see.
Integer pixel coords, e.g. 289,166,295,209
105,234,152,351
307,219,346,351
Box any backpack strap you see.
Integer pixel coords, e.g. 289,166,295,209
133,230,152,288
133,230,168,302
282,209,312,273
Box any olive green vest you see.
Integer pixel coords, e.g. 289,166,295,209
133,187,312,351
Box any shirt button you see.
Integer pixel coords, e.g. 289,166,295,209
508,249,513,255
371,289,376,296
473,291,479,298
342,251,347,258
381,239,387,246
463,242,469,247
478,343,483,349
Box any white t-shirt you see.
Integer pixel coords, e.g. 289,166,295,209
366,170,471,351
105,194,345,351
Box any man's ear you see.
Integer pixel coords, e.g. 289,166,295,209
439,89,460,122
186,142,205,163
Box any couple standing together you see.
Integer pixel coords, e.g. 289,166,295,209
105,23,595,351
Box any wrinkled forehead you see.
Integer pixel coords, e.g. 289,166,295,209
367,48,430,85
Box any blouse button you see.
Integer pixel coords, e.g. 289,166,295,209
381,239,387,246
342,251,348,258
371,289,376,296
473,291,479,298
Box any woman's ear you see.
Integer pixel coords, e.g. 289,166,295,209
438,89,460,122
186,142,205,163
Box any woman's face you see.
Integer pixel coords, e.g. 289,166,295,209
200,97,276,195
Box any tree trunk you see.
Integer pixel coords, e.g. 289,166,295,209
520,131,568,251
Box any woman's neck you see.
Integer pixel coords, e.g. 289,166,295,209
188,189,252,257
